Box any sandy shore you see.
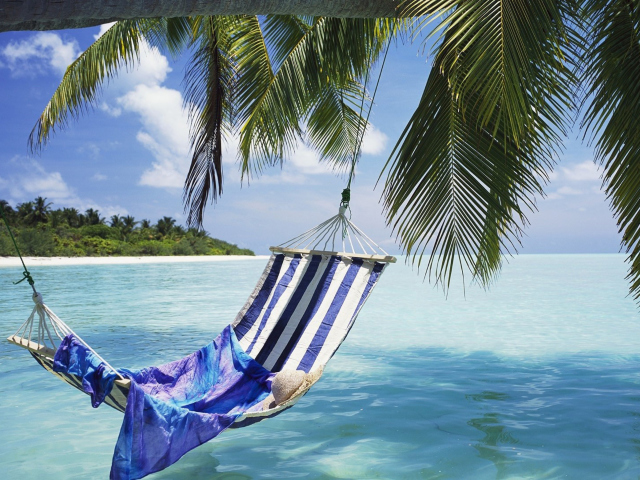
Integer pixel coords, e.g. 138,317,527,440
0,255,269,268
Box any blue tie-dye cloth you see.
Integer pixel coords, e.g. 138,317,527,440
53,325,274,480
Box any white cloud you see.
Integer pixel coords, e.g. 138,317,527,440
557,186,583,196
1,32,80,76
361,124,388,155
289,143,333,175
76,143,101,159
118,84,191,188
1,157,126,217
110,40,171,92
99,102,122,117
94,22,117,41
561,161,601,182
92,173,108,181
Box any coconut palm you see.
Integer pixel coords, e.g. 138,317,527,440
122,215,139,234
61,208,82,228
0,200,17,223
30,16,392,227
16,202,35,226
84,208,105,226
28,196,53,225
155,216,177,237
23,1,640,302
110,215,125,229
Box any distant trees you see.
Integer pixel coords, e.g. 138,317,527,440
155,216,176,237
0,198,253,257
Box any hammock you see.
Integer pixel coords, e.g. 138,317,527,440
5,31,396,478
6,207,395,479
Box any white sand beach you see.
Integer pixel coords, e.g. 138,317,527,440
0,255,269,268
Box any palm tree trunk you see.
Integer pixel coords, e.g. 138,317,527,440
0,0,398,32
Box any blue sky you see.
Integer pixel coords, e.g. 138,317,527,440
0,24,623,255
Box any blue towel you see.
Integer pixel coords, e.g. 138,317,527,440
53,326,274,480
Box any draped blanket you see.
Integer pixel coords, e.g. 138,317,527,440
53,326,274,480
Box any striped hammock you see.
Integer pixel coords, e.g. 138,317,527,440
7,208,395,427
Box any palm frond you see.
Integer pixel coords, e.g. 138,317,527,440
305,80,367,169
382,67,539,288
235,16,394,178
581,0,640,301
383,0,575,288
183,16,236,227
29,20,153,151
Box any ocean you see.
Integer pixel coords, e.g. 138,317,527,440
1,254,639,479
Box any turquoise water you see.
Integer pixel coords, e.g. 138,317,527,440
1,254,640,479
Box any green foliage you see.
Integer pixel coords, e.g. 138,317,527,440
27,3,640,304
0,198,254,257
16,228,55,256
81,224,120,240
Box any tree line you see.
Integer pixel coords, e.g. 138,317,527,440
0,197,254,257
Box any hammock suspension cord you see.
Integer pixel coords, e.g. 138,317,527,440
1,202,125,380
0,202,36,292
339,23,394,242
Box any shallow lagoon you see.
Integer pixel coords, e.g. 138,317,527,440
1,254,640,479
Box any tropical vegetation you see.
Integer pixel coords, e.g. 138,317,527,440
0,198,254,257
24,1,640,301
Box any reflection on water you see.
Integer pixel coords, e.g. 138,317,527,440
467,392,518,479
468,413,519,479
1,256,640,479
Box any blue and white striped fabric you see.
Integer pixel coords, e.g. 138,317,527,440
232,252,387,373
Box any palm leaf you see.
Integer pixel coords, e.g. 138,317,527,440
581,0,640,301
182,16,236,227
29,17,193,152
29,19,151,151
235,16,394,178
383,0,575,288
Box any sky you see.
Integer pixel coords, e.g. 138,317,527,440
0,23,623,255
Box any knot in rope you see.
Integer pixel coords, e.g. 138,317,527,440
14,269,35,287
340,187,351,208
32,291,43,305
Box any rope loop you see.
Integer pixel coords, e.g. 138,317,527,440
341,18,395,208
340,187,351,208
0,201,36,292
14,270,35,287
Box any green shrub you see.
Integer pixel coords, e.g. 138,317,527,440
81,224,120,240
135,240,173,256
0,229,15,256
173,241,195,255
80,237,119,256
17,229,55,256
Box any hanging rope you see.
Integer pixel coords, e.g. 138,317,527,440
341,21,395,212
0,202,36,293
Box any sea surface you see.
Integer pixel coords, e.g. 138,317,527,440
1,254,640,479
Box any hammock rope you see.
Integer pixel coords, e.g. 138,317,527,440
1,202,125,380
341,21,395,213
5,23,399,480
0,202,36,292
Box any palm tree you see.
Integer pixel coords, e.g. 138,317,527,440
140,219,152,229
84,208,105,226
187,227,208,238
31,196,53,224
62,207,82,228
122,215,139,234
16,202,35,226
0,200,17,223
30,16,391,227
155,216,177,237
23,2,640,302
110,215,125,229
